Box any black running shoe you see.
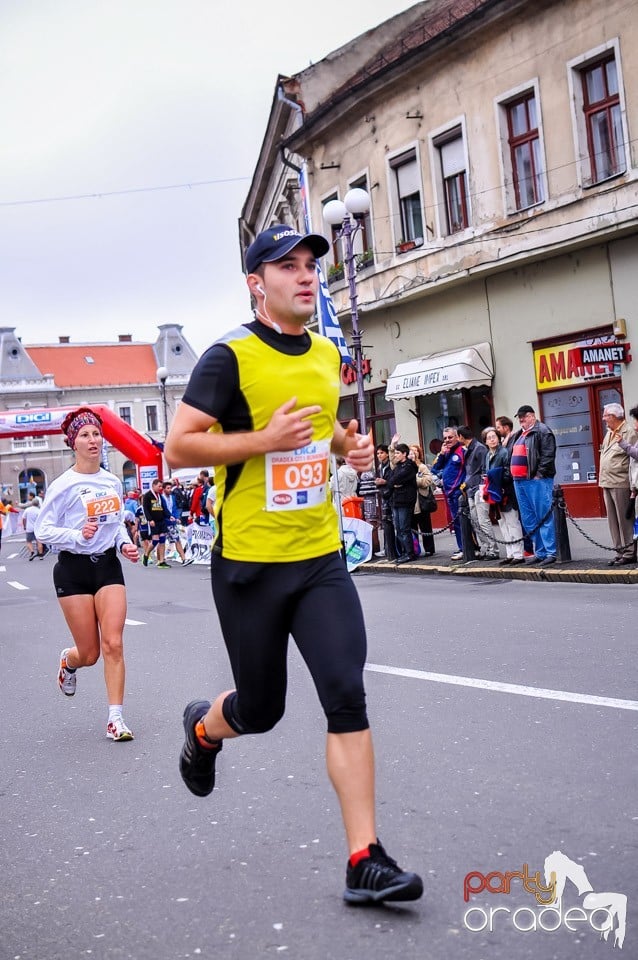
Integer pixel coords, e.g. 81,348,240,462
179,700,222,797
343,840,423,904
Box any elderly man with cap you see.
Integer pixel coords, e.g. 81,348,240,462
599,402,637,565
165,225,423,905
510,404,557,566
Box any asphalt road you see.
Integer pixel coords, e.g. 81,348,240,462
1,547,636,960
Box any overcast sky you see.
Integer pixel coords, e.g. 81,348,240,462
0,0,416,359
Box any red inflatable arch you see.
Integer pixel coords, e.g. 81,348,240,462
0,404,163,486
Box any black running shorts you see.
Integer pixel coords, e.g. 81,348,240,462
210,551,369,735
53,548,125,598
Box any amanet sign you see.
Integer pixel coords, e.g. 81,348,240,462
534,338,631,391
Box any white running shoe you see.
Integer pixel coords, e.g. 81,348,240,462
58,648,77,697
107,717,134,741
182,557,194,566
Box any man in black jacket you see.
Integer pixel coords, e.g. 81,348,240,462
510,405,557,566
385,443,418,563
374,444,398,560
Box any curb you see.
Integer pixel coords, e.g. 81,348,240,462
357,559,638,585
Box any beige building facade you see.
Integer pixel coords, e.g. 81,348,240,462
241,0,638,516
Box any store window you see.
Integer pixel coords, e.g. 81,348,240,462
337,389,395,448
416,387,493,461
534,331,630,516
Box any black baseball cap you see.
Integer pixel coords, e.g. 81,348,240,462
245,224,330,274
515,404,535,417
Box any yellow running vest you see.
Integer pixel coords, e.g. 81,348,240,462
214,327,343,562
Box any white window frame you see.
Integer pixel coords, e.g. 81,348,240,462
567,38,630,188
386,142,425,250
428,116,471,238
145,403,159,433
347,169,374,265
320,188,343,271
494,78,548,215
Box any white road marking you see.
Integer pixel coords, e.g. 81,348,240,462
125,618,146,626
7,581,29,591
6,553,19,559
0,565,5,572
365,662,638,712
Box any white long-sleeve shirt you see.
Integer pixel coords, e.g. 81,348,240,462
34,467,129,555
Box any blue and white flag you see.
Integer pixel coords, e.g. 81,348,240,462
316,267,353,365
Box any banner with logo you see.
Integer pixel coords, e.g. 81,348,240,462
342,516,373,572
187,522,214,564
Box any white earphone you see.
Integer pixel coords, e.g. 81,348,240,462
256,284,265,295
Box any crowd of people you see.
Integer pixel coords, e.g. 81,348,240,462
358,400,638,569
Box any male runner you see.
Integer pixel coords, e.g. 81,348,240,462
165,224,423,904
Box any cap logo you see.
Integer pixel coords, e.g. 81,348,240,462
272,230,299,241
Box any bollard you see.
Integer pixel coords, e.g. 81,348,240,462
460,494,478,562
552,484,572,562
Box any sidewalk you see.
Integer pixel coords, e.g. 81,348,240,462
360,518,638,584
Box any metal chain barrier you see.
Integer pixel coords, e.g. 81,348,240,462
560,499,635,555
461,494,553,547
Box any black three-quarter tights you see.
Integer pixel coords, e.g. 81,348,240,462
210,551,369,735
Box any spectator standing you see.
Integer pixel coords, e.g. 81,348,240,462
458,426,493,559
172,478,192,526
330,456,358,510
374,444,397,561
482,427,524,564
495,416,515,452
409,444,435,556
599,402,637,566
510,405,557,566
385,443,418,563
431,426,466,561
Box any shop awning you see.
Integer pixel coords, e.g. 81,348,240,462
385,342,494,400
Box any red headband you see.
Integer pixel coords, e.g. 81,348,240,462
61,408,103,449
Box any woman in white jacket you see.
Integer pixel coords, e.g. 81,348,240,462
35,408,139,741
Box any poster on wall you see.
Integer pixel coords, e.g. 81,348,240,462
138,465,159,493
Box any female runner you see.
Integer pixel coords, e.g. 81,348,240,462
35,408,138,741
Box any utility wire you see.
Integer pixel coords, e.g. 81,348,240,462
0,175,250,208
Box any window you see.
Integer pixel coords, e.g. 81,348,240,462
322,193,344,273
568,43,628,187
436,131,469,234
581,56,625,182
337,390,396,448
146,405,158,432
119,405,132,425
11,436,48,452
348,175,374,268
389,150,424,245
507,93,544,209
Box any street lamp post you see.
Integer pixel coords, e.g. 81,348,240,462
156,365,169,477
323,188,371,434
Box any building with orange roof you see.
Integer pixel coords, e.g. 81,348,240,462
0,324,198,502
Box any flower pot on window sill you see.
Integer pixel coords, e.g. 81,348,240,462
328,269,344,285
356,251,374,272
396,238,423,254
